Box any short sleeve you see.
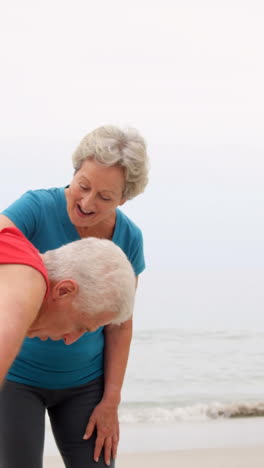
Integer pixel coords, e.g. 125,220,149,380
1,191,41,241
113,209,146,277
128,229,145,276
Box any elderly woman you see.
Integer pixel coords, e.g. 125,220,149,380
0,125,149,468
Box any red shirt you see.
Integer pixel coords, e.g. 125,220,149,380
0,227,49,297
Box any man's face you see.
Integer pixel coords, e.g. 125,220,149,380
27,301,116,345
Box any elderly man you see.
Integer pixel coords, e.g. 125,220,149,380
0,227,135,384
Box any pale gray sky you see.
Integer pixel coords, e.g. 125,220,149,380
1,1,264,329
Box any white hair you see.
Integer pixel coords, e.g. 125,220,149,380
72,125,149,199
42,238,135,325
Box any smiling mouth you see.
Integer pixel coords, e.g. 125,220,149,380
77,205,95,216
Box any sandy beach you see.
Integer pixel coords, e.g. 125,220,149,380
44,447,264,468
44,418,264,467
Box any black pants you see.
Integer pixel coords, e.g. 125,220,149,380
0,377,115,468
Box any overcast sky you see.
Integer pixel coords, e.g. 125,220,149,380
1,1,264,330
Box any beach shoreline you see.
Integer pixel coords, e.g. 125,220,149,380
45,447,264,468
44,417,264,467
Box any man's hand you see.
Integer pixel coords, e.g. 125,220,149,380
83,400,119,466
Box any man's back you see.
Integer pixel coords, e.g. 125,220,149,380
0,228,47,383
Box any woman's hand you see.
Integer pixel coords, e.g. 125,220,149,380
83,400,119,465
83,318,134,464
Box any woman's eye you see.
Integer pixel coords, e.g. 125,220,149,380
79,185,89,191
100,195,111,201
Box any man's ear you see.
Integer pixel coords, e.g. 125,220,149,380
51,280,78,301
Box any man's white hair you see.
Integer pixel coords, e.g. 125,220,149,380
42,238,135,325
72,125,149,199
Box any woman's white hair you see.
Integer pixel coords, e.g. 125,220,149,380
72,125,149,199
42,238,135,325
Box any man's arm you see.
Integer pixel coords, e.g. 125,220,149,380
0,264,46,384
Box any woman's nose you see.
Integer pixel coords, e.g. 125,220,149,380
81,191,96,209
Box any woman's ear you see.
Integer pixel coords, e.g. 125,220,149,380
51,280,79,301
119,197,127,207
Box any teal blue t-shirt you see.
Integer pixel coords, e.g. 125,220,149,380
2,187,145,388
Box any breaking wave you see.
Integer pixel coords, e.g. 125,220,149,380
119,401,264,423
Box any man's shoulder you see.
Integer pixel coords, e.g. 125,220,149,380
0,226,39,256
0,263,46,289
0,227,49,296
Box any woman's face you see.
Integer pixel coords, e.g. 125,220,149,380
66,158,126,229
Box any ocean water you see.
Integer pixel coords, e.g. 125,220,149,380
45,328,264,454
119,328,264,423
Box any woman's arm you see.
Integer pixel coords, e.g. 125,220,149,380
0,214,16,229
83,319,133,465
103,318,133,405
83,279,138,465
103,277,138,406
